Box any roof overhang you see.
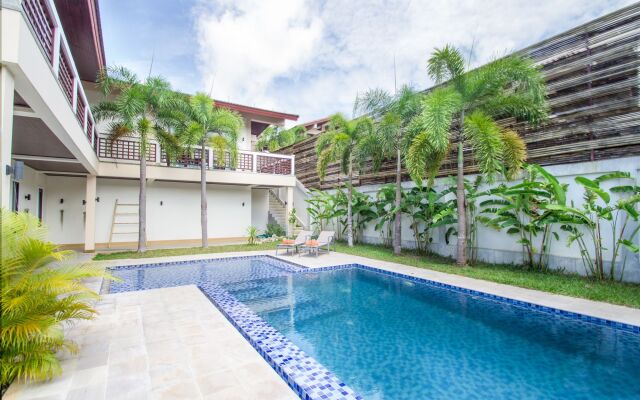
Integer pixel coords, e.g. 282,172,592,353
214,100,299,121
53,0,106,82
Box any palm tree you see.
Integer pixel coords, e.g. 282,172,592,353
172,93,243,247
406,45,548,265
93,66,175,252
353,85,423,255
1,209,109,386
316,113,374,247
255,125,307,152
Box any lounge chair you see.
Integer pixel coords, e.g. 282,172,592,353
275,230,312,255
300,231,335,257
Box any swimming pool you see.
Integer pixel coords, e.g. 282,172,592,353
109,256,640,399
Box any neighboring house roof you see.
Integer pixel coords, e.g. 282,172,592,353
297,116,331,135
214,100,299,121
54,0,106,82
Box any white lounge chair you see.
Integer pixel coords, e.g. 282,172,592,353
300,231,335,257
275,230,312,255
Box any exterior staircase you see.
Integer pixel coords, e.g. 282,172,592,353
268,190,305,236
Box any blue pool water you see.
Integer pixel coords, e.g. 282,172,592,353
110,257,640,399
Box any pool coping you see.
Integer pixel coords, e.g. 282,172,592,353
105,254,640,400
107,255,363,400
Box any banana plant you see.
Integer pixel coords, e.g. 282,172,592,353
546,171,639,280
306,189,344,234
403,185,457,253
373,185,401,247
333,188,377,243
479,164,567,271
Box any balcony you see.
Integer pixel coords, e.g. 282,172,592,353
21,0,97,151
97,136,295,177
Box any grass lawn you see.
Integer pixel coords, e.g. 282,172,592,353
334,243,640,309
92,241,278,260
93,240,640,308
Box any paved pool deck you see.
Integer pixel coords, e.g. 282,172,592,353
6,249,640,400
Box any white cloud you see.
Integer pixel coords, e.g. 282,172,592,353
194,0,635,124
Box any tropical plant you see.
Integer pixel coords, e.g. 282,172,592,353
171,93,243,247
1,209,111,386
404,184,458,253
316,113,375,246
288,208,298,227
547,172,639,280
333,188,377,243
406,44,548,265
266,222,286,237
306,189,343,234
479,164,567,270
373,185,402,247
246,226,258,245
255,125,307,152
353,86,423,254
93,66,176,252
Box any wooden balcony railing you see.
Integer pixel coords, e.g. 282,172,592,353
98,138,156,162
99,136,295,176
21,0,97,151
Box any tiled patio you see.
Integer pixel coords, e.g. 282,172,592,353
6,249,640,400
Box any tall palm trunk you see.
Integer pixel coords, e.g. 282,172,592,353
456,116,467,265
393,147,402,255
200,139,208,248
347,156,354,247
138,149,147,252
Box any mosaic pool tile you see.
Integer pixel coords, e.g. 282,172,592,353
107,255,639,400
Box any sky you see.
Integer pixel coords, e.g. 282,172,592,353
99,0,635,125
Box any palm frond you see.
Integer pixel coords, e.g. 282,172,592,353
463,111,504,181
500,129,527,180
427,44,465,84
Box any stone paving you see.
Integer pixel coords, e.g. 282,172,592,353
6,248,640,400
5,285,297,400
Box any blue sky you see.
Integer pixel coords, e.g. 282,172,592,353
99,0,635,125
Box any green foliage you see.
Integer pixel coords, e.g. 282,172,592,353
255,125,307,152
246,226,258,245
406,44,548,265
332,188,377,243
315,113,375,246
288,208,298,226
266,222,286,237
1,210,112,386
306,189,344,233
372,185,402,246
403,184,457,253
170,92,244,168
94,66,176,152
407,46,548,184
479,164,568,271
550,171,639,280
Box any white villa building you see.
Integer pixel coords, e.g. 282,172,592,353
1,0,301,252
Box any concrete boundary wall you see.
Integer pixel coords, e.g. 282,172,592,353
315,157,640,282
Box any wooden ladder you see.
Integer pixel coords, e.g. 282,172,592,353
108,199,139,249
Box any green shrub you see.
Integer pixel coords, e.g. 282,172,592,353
1,209,111,386
266,222,286,237
246,226,258,244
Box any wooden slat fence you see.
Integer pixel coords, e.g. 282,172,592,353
277,4,640,190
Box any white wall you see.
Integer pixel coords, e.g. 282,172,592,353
33,175,254,246
12,165,45,215
94,179,252,244
312,157,640,282
251,189,269,231
43,175,86,244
